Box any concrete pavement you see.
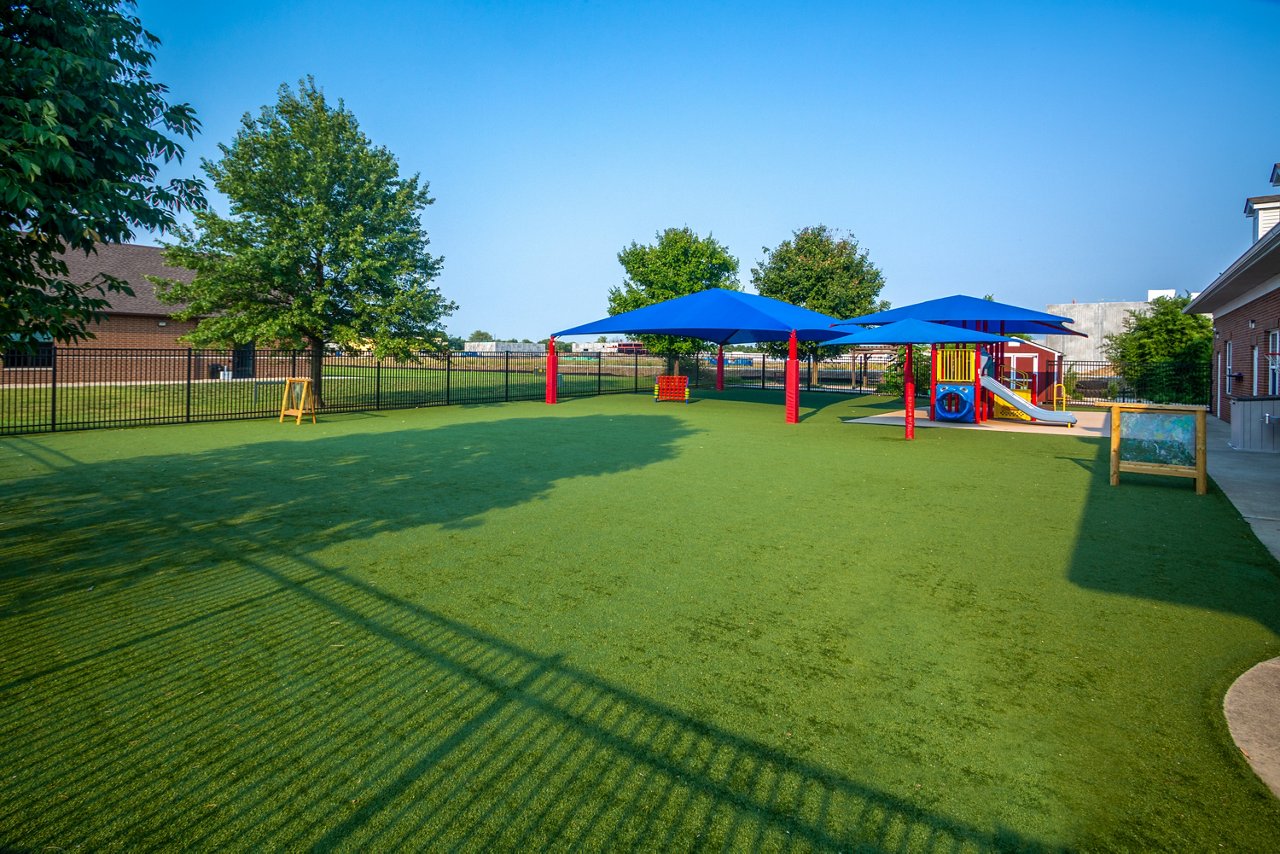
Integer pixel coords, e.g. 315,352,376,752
1205,415,1280,800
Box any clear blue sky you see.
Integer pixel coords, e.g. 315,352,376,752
136,0,1280,341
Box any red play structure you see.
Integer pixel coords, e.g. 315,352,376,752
929,341,1075,427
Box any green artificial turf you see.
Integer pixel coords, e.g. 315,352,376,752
1,390,1278,851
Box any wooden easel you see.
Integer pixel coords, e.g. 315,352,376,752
280,377,317,425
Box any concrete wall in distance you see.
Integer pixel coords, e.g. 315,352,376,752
1044,302,1149,362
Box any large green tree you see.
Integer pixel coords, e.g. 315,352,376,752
1104,294,1213,404
752,225,887,365
156,78,454,405
608,227,739,363
0,0,203,347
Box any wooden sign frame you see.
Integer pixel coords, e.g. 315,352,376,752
1109,402,1206,494
280,377,317,425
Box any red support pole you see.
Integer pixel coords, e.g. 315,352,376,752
973,344,982,422
929,344,938,421
716,345,725,391
785,331,799,423
904,342,915,440
545,337,558,404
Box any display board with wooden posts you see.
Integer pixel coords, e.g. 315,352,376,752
1109,402,1206,494
279,377,317,425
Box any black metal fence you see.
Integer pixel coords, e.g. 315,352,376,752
0,347,1212,436
1057,359,1211,407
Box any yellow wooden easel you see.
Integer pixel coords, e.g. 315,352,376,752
279,377,317,425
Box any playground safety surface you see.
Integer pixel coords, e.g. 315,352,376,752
841,409,1109,438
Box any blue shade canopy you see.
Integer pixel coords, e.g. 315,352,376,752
553,288,849,345
836,294,1084,336
823,318,1020,346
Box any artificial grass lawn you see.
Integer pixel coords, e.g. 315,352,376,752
1,390,1278,850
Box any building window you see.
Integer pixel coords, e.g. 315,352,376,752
3,336,53,369
1225,340,1233,395
1252,346,1259,396
1270,330,1279,396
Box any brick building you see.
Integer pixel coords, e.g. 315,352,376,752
1186,164,1280,427
2,243,267,384
64,242,199,346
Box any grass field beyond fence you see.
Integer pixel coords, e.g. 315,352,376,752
2,390,1277,850
1,348,1211,436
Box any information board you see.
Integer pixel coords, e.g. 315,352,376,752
1109,404,1206,494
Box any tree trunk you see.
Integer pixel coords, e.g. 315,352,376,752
308,335,325,407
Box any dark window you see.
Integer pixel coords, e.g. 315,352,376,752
4,342,53,369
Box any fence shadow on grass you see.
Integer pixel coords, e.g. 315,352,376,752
0,553,1055,852
0,411,1058,851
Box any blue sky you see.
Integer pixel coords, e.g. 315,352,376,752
136,0,1280,341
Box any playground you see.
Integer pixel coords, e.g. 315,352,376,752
2,390,1279,850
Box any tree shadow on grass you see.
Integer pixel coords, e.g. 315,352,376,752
0,414,693,614
0,410,1060,851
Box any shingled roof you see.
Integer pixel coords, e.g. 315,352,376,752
60,243,195,317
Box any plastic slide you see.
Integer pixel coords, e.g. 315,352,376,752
979,375,1077,426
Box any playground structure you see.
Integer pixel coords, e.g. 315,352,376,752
930,343,1076,427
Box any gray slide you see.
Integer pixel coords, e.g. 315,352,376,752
979,375,1077,426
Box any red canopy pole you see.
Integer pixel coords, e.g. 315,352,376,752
904,342,915,440
785,330,799,423
929,344,938,421
545,337,558,404
716,345,725,391
973,344,982,422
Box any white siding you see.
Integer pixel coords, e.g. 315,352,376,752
1255,204,1280,242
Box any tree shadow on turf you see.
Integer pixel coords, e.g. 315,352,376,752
0,409,1060,852
0,413,694,614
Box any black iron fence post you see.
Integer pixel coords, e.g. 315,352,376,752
597,352,602,395
49,344,57,432
761,354,766,390
634,351,639,393
445,351,452,405
505,351,510,402
376,358,382,410
290,351,297,378
185,348,193,422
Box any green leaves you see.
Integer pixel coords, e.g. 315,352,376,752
0,0,204,345
154,77,454,400
609,226,739,358
1104,295,1212,366
751,225,887,359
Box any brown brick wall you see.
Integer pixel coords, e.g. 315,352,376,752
84,313,201,348
1213,287,1280,423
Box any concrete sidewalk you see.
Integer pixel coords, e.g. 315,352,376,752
1205,415,1280,560
1205,415,1280,800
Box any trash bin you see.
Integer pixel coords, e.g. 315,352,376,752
208,363,224,379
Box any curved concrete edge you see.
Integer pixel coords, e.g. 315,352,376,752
1224,657,1280,799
